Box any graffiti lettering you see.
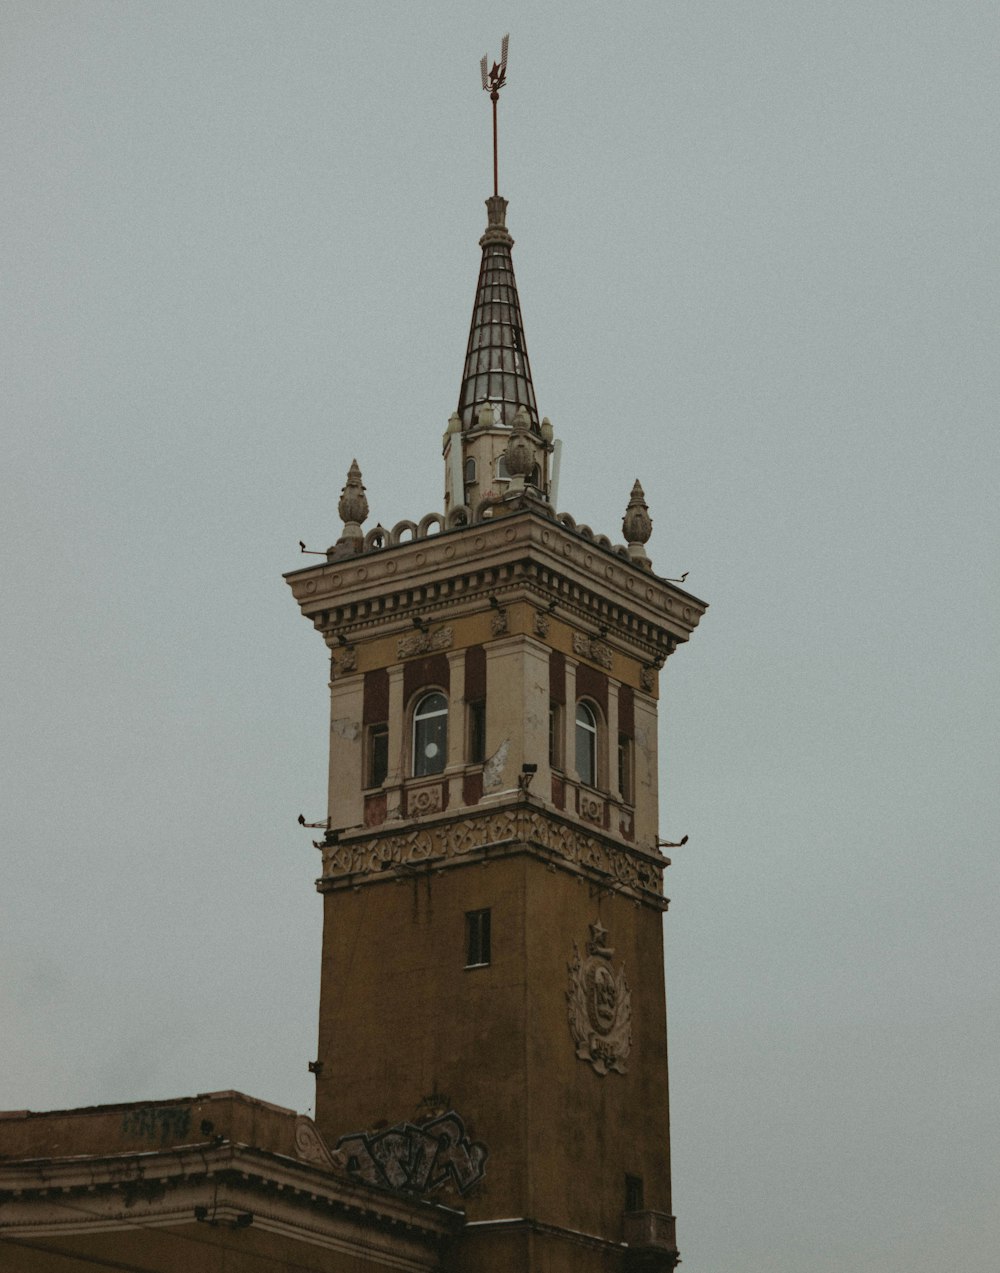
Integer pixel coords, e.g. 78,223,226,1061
426,1114,487,1192
334,1110,487,1196
120,1106,192,1145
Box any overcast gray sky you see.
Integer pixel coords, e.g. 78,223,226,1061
2,3,997,1270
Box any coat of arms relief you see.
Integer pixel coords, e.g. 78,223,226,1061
567,921,632,1075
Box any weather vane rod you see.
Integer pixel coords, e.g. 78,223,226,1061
480,34,509,198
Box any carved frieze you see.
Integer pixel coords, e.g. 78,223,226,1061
566,921,632,1076
572,632,613,669
321,807,665,902
533,610,550,639
640,665,656,693
396,626,453,660
490,607,509,637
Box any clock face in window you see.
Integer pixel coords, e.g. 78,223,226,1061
413,692,448,777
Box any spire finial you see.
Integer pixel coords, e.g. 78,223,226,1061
480,34,509,198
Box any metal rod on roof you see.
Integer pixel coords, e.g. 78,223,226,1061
492,94,499,196
481,34,509,197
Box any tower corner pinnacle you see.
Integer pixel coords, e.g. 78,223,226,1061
331,459,369,558
623,479,654,570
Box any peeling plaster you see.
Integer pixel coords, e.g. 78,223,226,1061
331,718,360,741
482,739,510,792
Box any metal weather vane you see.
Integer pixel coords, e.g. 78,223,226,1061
480,33,509,198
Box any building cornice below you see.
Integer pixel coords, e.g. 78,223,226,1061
463,1213,680,1269
317,801,671,911
463,1215,625,1253
0,1141,462,1268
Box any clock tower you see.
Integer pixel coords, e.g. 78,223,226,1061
285,67,706,1273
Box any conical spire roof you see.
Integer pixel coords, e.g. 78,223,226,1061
456,196,539,432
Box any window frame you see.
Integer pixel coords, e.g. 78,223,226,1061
575,700,599,788
625,1174,644,1213
411,690,448,778
465,908,491,968
366,722,389,789
549,700,563,770
617,732,633,804
468,699,487,765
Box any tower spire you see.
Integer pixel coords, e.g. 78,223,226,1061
457,36,539,433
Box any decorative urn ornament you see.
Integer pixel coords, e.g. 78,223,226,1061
504,406,536,486
622,479,653,569
331,459,369,556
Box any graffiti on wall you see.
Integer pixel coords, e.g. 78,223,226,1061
120,1106,192,1144
334,1110,487,1196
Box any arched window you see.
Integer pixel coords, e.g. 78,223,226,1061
464,456,477,484
575,701,597,787
496,454,511,481
412,691,448,777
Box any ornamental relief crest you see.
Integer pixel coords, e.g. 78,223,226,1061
567,921,632,1075
572,631,613,669
396,626,453,660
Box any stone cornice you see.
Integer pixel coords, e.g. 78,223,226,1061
317,801,671,911
464,1215,625,1254
0,1141,462,1264
286,509,706,662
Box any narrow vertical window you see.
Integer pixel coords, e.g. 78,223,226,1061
368,723,388,788
625,1174,644,1213
617,733,632,803
465,908,491,967
468,700,486,764
576,701,597,787
549,701,562,769
464,456,477,484
412,692,448,777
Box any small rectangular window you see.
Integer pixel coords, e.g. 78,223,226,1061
465,908,491,968
618,733,632,803
368,723,388,788
469,700,486,764
625,1174,644,1213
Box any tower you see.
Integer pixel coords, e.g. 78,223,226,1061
285,52,706,1273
